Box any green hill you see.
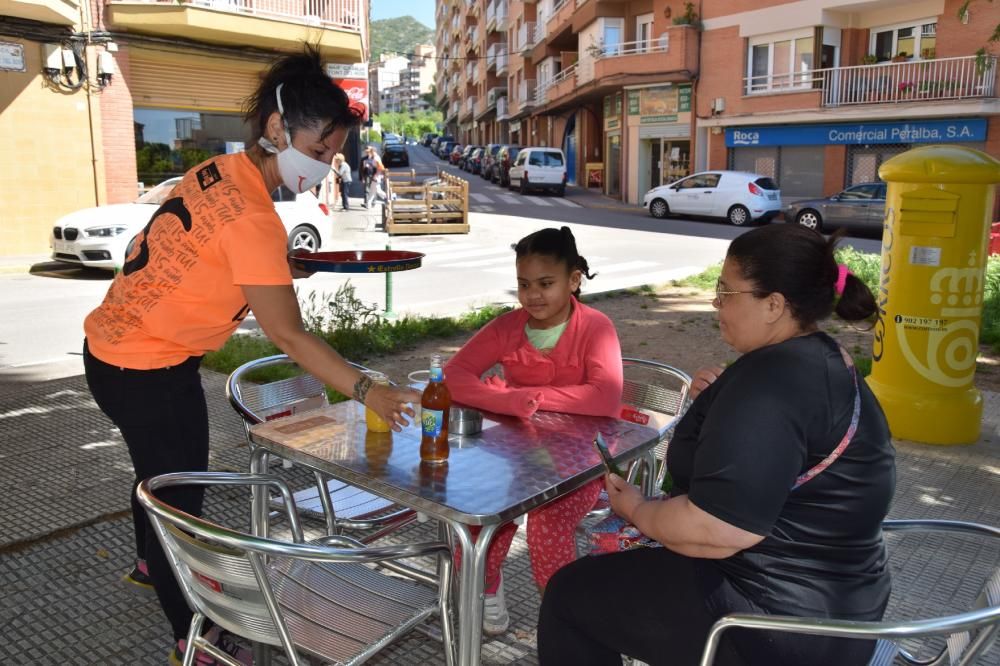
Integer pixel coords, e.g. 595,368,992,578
370,16,434,59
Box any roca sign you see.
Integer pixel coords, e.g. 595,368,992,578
725,118,987,147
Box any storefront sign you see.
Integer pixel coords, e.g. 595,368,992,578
510,120,522,132
627,90,640,116
606,118,621,130
725,118,987,147
327,62,369,120
678,84,692,112
641,114,678,125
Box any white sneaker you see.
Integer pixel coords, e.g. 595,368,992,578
482,576,510,635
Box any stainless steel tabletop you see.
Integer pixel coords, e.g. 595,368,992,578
249,401,660,526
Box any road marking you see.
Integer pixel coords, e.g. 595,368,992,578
593,260,659,274
497,194,520,204
552,198,581,208
445,254,517,268
470,193,492,203
532,198,554,207
423,246,514,261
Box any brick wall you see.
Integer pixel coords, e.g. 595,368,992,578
938,0,1000,58
99,47,139,204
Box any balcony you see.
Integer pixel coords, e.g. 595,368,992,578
463,96,478,119
517,22,536,54
471,26,481,51
518,78,536,109
535,61,577,106
487,0,507,32
5,0,80,25
497,95,510,119
585,27,696,86
106,0,363,57
487,42,499,71
546,0,573,38
816,56,998,107
487,85,507,108
496,46,509,75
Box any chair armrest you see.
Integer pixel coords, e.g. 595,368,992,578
698,606,1000,666
145,471,306,541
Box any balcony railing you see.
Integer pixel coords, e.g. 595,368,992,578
741,55,998,107
114,0,363,31
487,42,498,70
496,46,509,74
464,96,478,117
486,0,495,26
472,26,480,48
593,36,669,60
518,78,536,107
535,61,577,105
493,0,508,32
497,95,509,119
487,85,507,107
517,22,536,53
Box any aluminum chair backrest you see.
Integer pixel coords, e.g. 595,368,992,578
620,358,692,487
227,354,371,438
698,519,1000,666
137,472,453,666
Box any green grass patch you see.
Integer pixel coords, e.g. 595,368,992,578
203,282,512,380
673,263,721,291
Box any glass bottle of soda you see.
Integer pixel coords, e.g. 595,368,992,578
420,354,451,464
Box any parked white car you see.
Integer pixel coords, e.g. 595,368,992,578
642,171,782,226
508,147,567,196
50,177,332,271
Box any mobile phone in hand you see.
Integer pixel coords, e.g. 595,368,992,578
593,432,625,477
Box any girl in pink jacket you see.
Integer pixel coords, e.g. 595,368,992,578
445,227,623,635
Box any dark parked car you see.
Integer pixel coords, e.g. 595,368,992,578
422,132,438,146
458,145,478,170
437,140,457,159
431,135,454,154
481,144,503,180
468,148,486,175
784,182,887,234
495,145,522,186
449,144,465,166
381,143,409,168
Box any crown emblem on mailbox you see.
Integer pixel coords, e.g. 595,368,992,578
929,253,982,308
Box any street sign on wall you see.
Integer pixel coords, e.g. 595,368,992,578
726,118,988,147
327,62,369,120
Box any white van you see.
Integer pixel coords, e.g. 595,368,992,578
508,147,567,196
642,171,782,226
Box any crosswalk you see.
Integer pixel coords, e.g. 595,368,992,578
386,237,701,295
464,188,582,209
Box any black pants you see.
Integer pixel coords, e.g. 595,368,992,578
538,547,879,666
83,340,208,641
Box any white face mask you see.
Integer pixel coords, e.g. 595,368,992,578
258,83,332,194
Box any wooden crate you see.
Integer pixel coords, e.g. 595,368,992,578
384,169,470,235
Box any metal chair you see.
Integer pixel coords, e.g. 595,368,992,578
578,358,692,546
226,354,415,539
699,519,1000,666
136,471,455,666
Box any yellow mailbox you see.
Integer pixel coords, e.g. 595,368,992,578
868,145,1000,445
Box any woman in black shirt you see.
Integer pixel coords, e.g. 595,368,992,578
538,225,895,665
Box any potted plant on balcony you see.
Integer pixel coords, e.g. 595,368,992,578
671,2,702,30
892,51,911,62
898,80,915,99
861,54,879,65
921,47,937,60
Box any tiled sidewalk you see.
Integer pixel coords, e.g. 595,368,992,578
0,371,997,665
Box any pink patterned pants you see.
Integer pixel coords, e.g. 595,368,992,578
457,478,602,593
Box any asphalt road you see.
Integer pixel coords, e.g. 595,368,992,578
0,144,882,382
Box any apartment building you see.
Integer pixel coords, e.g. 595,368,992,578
370,53,410,115
435,0,699,203
698,0,1000,198
379,44,437,114
436,0,1000,204
1,0,367,255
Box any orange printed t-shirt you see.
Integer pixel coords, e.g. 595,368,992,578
84,152,293,369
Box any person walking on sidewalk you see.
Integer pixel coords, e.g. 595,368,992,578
361,145,386,208
333,152,352,210
82,46,419,666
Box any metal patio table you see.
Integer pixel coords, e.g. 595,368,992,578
248,401,659,666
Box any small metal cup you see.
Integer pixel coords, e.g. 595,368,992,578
449,407,483,436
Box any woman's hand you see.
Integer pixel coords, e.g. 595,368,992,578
606,473,645,523
365,383,420,431
690,365,725,400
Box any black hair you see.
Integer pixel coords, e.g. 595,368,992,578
243,44,357,143
726,224,877,326
513,227,595,298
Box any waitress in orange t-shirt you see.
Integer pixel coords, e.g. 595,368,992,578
82,46,419,664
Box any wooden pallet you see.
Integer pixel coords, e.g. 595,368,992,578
384,169,470,235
